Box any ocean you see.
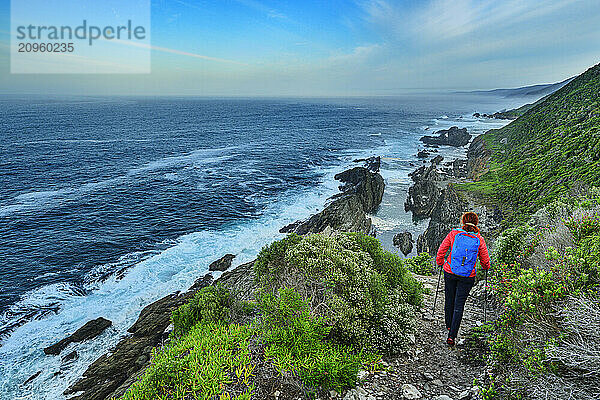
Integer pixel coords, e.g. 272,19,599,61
0,94,526,398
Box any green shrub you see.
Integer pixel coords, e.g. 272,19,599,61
564,213,600,242
258,288,372,392
171,284,232,336
254,233,303,283
493,225,534,265
254,233,422,354
405,253,434,275
348,233,423,303
122,322,255,400
504,268,564,314
562,234,600,288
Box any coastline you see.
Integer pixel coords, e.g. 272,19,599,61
43,159,387,399
56,117,508,399
2,99,518,400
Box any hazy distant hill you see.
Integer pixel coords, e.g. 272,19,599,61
466,77,574,97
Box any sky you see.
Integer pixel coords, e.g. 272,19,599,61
0,0,599,96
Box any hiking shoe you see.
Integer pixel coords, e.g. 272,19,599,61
446,337,455,346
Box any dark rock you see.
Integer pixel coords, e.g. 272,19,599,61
188,273,214,292
417,150,430,158
127,294,182,338
24,370,42,385
353,156,381,173
445,159,468,178
65,335,159,400
393,232,414,256
483,111,516,120
279,220,302,233
420,126,470,147
62,350,78,362
431,155,444,165
65,275,213,400
416,184,503,255
208,254,236,272
280,166,384,235
216,261,258,302
404,164,444,218
473,112,481,118
416,186,467,255
44,317,112,356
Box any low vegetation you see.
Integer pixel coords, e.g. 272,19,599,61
471,195,600,399
465,63,600,224
255,232,423,354
121,232,424,399
404,252,436,276
459,63,600,399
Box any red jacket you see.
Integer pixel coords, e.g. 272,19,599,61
436,229,490,277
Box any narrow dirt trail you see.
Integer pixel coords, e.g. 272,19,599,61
342,273,488,400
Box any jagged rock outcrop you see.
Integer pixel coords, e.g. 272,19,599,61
410,134,503,255
449,159,468,179
404,163,444,219
280,166,384,235
473,112,515,120
215,261,257,302
353,156,381,173
416,186,468,255
44,317,112,356
209,254,236,272
393,232,414,256
420,127,471,147
65,274,213,400
417,150,430,158
466,135,491,180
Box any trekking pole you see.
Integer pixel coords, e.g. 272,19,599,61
483,269,488,323
432,264,442,317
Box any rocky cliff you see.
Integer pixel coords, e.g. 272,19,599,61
407,135,503,255
466,135,491,180
404,162,445,219
280,164,384,235
61,275,213,400
420,126,471,147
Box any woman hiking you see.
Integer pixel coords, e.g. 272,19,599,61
436,211,490,346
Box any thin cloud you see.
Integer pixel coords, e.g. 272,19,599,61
235,0,288,20
113,40,248,66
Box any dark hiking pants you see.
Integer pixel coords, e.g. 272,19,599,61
444,271,475,339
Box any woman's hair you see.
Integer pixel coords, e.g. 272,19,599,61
461,211,480,233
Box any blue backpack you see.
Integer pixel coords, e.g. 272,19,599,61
450,230,480,277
